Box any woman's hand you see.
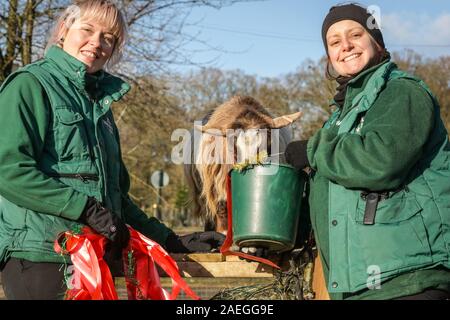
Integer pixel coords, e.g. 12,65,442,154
285,140,310,170
165,231,226,253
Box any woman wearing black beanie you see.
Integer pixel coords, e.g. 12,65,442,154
285,3,450,300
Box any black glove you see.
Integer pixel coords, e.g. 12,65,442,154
285,140,310,170
239,246,269,262
79,197,130,252
165,231,226,253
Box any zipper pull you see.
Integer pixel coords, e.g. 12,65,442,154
75,174,88,183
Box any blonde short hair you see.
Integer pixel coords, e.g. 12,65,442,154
46,0,127,67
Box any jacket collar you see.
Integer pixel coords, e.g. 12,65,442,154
348,59,392,88
330,59,394,109
45,45,130,101
45,45,88,90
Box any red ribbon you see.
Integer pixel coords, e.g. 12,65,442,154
124,227,200,300
54,226,200,300
54,227,118,300
219,173,280,269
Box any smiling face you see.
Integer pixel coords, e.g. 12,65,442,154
326,20,381,77
62,19,116,73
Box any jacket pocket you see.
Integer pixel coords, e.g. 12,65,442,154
354,189,421,223
53,107,91,161
348,190,433,287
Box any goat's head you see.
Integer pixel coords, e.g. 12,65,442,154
190,95,302,233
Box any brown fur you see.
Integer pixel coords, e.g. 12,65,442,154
184,95,293,233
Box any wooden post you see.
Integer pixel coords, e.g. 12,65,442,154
311,254,330,300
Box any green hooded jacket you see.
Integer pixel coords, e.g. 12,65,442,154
307,60,450,299
0,46,173,264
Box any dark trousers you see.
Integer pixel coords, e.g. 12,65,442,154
1,258,68,300
395,288,450,300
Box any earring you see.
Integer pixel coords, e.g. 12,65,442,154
58,37,65,45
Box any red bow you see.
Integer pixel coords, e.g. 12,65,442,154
54,226,200,300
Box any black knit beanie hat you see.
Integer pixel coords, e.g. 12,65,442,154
322,3,385,54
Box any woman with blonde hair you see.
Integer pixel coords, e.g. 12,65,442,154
0,0,224,300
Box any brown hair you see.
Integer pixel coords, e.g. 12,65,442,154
46,0,127,67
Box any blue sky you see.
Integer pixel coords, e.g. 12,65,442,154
178,0,450,78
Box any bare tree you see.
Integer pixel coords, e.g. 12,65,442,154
283,57,335,139
170,62,335,140
392,50,450,132
0,0,261,82
111,75,190,221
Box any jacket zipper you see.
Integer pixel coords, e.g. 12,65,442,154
81,102,96,162
47,172,99,183
83,122,96,162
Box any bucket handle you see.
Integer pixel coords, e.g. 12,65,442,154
219,172,280,269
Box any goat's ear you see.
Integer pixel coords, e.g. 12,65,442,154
194,125,226,137
194,124,205,132
271,111,302,129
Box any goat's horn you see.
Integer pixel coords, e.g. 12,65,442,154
194,124,226,137
271,111,302,129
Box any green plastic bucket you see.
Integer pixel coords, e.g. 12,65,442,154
231,163,306,252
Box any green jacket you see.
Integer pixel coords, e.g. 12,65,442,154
307,60,450,299
0,46,172,264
